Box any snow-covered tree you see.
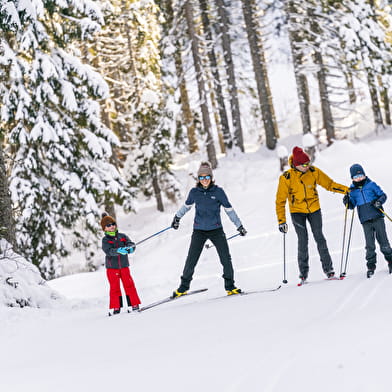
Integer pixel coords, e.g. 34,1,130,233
333,0,392,130
0,0,131,278
0,239,59,307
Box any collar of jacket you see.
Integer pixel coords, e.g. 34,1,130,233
197,183,215,191
105,230,118,237
351,177,369,189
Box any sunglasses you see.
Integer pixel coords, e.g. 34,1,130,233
105,222,116,228
199,175,211,181
352,174,365,180
301,163,310,168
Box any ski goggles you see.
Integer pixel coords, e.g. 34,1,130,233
352,174,365,180
198,175,211,181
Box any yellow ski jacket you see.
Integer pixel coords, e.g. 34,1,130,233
276,163,349,224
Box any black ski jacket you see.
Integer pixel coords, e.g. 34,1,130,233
102,232,135,269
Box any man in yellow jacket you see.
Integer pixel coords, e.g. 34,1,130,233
276,146,349,282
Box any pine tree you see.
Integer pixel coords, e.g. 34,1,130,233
242,0,279,150
184,0,218,168
334,0,392,131
0,0,130,278
118,0,180,211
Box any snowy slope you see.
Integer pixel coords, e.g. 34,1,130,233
1,136,392,392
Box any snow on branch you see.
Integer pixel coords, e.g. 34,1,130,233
0,240,60,308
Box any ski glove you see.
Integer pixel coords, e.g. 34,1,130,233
278,223,288,233
126,246,135,254
171,215,180,230
373,200,382,209
237,225,247,236
343,194,349,206
117,247,128,255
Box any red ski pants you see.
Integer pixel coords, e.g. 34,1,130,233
106,267,141,309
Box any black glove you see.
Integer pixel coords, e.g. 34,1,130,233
278,223,288,233
171,215,180,230
343,194,350,206
237,225,247,236
373,200,382,209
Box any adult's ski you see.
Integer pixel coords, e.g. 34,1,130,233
297,276,342,287
239,285,282,296
210,285,281,301
139,288,208,312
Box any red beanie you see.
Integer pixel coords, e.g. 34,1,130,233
292,146,310,166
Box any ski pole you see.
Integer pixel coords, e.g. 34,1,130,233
378,207,392,223
282,232,288,284
341,209,355,279
205,233,240,249
136,226,172,246
339,205,349,278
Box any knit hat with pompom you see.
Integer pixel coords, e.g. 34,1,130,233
100,212,116,231
197,161,213,178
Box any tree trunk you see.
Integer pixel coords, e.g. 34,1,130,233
287,0,312,135
199,0,232,150
175,48,199,152
242,0,278,149
0,144,15,246
184,0,217,168
163,0,198,153
366,70,384,131
215,0,244,151
151,165,164,212
378,77,391,126
308,7,335,144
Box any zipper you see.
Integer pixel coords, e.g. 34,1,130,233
300,176,311,213
115,236,121,268
360,188,367,205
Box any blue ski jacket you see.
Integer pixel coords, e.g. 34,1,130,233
175,184,242,231
346,178,386,224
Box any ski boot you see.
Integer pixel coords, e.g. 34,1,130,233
326,270,335,279
171,289,188,299
367,270,375,278
108,308,121,316
226,288,242,296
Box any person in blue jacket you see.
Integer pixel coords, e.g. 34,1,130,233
343,164,392,277
171,162,247,297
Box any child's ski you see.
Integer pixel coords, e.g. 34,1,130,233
138,288,208,312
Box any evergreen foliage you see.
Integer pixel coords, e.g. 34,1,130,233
0,0,130,278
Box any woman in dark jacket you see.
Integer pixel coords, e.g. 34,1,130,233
343,164,392,277
101,213,141,315
171,162,247,297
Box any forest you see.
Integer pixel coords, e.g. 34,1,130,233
0,0,391,284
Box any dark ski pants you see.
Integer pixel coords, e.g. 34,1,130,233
106,267,141,309
362,217,392,271
178,228,235,292
291,209,333,278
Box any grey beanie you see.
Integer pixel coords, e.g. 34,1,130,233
197,162,213,178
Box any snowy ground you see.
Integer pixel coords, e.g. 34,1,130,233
1,135,392,392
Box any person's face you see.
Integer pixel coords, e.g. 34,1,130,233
198,173,211,188
295,162,310,173
352,174,366,182
105,222,117,230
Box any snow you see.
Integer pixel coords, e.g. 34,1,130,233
1,135,392,391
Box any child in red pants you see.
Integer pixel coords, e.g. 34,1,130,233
101,213,141,315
